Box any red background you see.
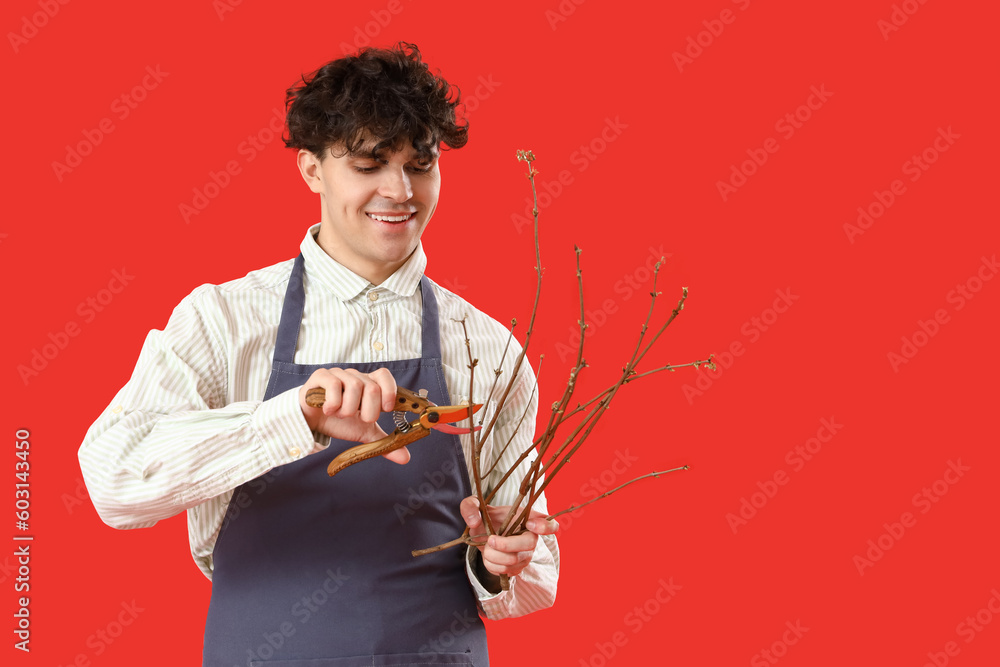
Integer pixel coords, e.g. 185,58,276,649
3,0,999,665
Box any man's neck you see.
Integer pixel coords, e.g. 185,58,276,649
313,236,410,286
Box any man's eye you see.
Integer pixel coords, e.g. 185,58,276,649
408,163,433,173
354,165,379,174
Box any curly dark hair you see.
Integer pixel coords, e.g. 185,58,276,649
284,42,467,161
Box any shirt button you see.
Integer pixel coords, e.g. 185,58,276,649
368,291,380,302
289,447,301,457
111,405,123,414
373,341,384,351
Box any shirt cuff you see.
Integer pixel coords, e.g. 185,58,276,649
465,545,515,619
252,386,318,466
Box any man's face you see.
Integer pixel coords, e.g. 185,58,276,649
299,140,440,285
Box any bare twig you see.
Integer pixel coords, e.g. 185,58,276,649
475,151,544,449
482,355,542,477
544,466,690,521
480,320,517,426
490,246,588,530
457,317,494,537
413,150,712,557
411,535,478,557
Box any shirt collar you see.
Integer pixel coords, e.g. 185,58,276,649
299,223,427,301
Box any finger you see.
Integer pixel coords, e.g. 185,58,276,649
486,532,537,555
382,444,410,465
299,376,325,413
460,496,483,532
302,370,343,415
337,368,361,419
526,516,560,535
476,503,513,527
482,545,533,568
483,538,522,564
338,368,382,423
358,375,384,423
481,545,534,576
318,372,345,415
370,368,398,412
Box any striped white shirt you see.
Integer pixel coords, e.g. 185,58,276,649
78,224,558,620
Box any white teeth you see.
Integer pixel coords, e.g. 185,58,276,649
368,213,412,222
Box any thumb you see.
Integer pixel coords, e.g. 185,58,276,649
460,496,483,530
382,445,410,465
367,424,410,465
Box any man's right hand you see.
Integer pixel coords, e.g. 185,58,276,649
298,367,410,465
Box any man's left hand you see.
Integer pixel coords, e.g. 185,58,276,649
460,495,558,588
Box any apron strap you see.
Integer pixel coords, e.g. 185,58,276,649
273,253,442,364
417,274,442,360
272,254,307,365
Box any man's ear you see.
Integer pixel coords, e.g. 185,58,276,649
297,149,325,194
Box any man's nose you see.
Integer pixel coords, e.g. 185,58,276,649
378,168,413,202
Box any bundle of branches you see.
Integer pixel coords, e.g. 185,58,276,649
413,151,714,587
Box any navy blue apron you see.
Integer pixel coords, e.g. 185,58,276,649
203,254,488,666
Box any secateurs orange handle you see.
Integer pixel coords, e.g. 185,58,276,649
304,386,482,477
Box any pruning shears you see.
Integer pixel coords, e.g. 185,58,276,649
304,386,482,477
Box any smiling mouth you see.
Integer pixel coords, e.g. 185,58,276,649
367,212,416,223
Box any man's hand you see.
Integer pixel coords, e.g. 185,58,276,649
298,367,410,464
461,495,559,591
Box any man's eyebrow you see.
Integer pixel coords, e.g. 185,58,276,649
345,148,380,160
345,149,438,163
412,147,440,162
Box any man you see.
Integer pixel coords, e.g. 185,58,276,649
78,42,558,666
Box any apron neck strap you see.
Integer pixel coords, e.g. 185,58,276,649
272,254,441,364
